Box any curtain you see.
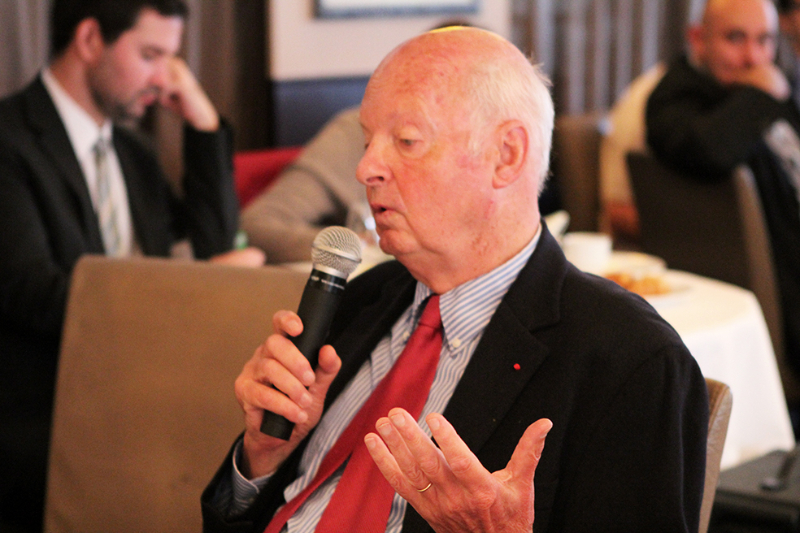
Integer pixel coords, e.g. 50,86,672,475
511,0,705,114
0,0,50,98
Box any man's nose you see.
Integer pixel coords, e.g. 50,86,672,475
743,40,764,66
356,141,388,186
149,58,171,89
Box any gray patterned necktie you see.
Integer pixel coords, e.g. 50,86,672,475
94,137,121,256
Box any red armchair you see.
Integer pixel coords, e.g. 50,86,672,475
233,146,302,208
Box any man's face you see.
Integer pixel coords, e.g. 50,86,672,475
694,0,777,85
356,56,495,271
87,8,184,121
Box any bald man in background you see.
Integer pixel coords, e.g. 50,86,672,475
646,0,800,401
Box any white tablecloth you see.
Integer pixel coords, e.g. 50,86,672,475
647,270,795,469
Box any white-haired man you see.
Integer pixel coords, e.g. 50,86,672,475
203,27,708,533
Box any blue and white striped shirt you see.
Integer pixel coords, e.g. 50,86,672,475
226,227,541,532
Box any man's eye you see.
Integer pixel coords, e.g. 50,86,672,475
400,139,416,147
725,32,746,44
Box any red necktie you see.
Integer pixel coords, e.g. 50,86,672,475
263,295,443,533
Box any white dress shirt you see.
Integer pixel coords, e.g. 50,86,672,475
41,68,137,257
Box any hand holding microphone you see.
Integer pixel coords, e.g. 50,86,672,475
260,226,362,440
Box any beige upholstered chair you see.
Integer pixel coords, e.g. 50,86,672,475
552,113,604,232
44,256,308,533
700,378,733,533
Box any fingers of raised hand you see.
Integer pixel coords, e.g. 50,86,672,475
366,412,553,533
425,413,487,487
366,409,477,499
374,412,437,494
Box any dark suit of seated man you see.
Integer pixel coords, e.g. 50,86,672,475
0,1,249,531
202,26,709,533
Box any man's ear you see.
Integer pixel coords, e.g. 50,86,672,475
493,120,528,189
73,18,105,64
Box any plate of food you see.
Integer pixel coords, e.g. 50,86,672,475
642,283,693,309
604,251,666,279
603,252,692,308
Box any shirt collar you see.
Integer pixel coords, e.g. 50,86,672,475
411,224,543,348
41,68,113,159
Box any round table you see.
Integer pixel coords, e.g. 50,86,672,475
647,270,795,469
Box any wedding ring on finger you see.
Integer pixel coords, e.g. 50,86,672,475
417,482,432,493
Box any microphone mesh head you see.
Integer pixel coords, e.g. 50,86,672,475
311,226,363,278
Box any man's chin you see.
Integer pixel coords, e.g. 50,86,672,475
376,232,417,260
109,103,149,123
375,228,397,250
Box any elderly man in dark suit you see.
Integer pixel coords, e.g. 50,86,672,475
0,1,247,530
202,27,708,533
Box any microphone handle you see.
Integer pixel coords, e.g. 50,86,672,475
260,269,345,439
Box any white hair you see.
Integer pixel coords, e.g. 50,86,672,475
464,55,555,190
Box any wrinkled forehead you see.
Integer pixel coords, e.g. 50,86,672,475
363,57,460,123
363,35,479,113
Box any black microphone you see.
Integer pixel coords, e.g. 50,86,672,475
260,226,362,440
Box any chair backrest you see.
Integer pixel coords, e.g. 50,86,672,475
45,256,308,533
627,152,752,287
234,146,302,208
700,378,733,533
552,112,604,232
626,152,799,401
732,166,797,401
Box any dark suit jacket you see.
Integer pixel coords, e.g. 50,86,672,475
0,77,238,527
646,54,800,375
202,226,708,533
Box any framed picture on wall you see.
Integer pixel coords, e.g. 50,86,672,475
315,0,480,19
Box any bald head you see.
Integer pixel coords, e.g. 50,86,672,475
701,0,777,26
369,27,554,184
689,0,779,84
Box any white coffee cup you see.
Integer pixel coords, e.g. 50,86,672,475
561,232,612,275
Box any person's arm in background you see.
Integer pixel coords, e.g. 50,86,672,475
241,107,366,263
598,63,666,242
646,57,789,180
161,58,241,259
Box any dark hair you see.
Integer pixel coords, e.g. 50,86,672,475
50,0,188,58
777,0,799,13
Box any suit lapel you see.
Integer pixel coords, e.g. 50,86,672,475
443,227,567,453
25,78,104,250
